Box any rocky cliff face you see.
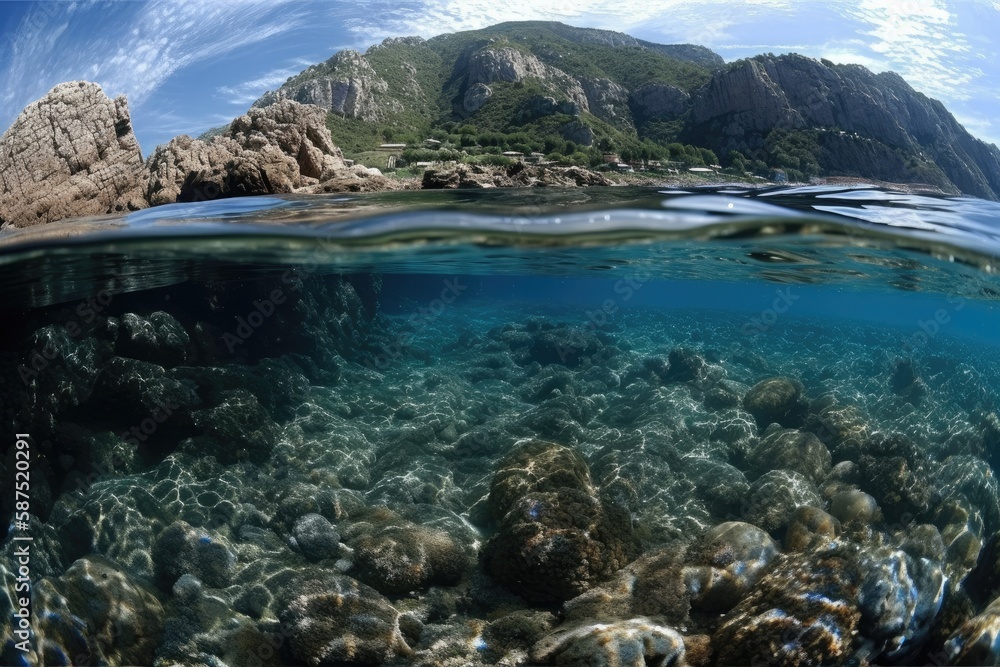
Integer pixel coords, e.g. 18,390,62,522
468,47,548,85
0,85,398,227
252,51,397,122
251,22,716,135
688,54,1000,199
0,81,148,228
630,83,690,121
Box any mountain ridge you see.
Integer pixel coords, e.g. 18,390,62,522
252,21,1000,200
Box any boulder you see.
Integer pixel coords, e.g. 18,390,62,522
0,81,148,227
146,100,348,205
482,440,639,603
30,555,164,666
743,376,809,428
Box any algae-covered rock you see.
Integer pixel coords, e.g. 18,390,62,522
743,469,822,534
748,425,832,484
684,521,779,612
153,520,236,589
292,512,341,563
351,523,467,595
483,487,639,603
280,574,414,665
743,376,809,428
31,555,164,667
532,617,685,667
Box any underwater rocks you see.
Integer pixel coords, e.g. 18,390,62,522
742,376,809,428
153,520,237,589
890,357,928,404
481,440,639,603
29,555,164,666
524,323,609,368
486,439,594,518
479,610,558,662
713,539,945,666
747,424,832,484
783,506,840,552
743,469,823,534
804,394,871,462
857,432,933,523
280,574,417,665
117,310,191,367
187,388,280,464
0,81,148,228
531,618,685,667
828,489,881,528
683,521,778,612
292,512,342,562
347,520,468,595
945,594,1000,665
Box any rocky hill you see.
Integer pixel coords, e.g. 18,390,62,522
253,21,1000,200
0,81,613,228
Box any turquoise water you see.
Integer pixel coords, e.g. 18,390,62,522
2,185,1000,666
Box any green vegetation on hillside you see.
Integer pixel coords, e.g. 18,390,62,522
270,21,969,188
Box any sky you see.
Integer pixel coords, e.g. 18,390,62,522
1,0,998,154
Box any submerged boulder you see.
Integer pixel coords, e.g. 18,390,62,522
743,377,809,428
350,523,467,594
280,575,415,665
482,440,639,603
684,521,779,612
30,555,164,666
532,617,686,667
748,425,832,484
713,540,944,665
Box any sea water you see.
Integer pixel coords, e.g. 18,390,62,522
2,185,1000,666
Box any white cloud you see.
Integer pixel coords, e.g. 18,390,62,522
1,0,308,126
838,0,979,99
341,0,796,47
217,65,309,106
953,110,1000,148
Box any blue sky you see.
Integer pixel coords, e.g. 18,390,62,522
1,0,998,154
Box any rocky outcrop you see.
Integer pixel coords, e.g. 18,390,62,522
421,163,611,189
253,50,395,122
463,83,493,114
468,47,547,85
0,81,148,228
146,100,349,205
580,77,632,126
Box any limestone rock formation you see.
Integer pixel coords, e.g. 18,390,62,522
0,81,148,228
